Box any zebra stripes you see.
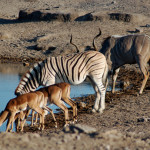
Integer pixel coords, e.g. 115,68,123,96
15,51,108,113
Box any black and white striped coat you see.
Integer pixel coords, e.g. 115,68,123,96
15,51,108,113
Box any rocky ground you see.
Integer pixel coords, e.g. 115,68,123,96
0,0,150,149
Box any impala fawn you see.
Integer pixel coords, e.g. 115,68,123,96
0,91,46,132
15,91,57,132
16,83,77,131
32,83,78,127
35,83,77,126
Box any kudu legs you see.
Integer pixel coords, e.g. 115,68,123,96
137,57,149,94
111,57,149,94
112,68,120,93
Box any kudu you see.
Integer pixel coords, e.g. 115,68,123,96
93,28,150,94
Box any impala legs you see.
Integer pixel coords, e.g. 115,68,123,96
31,106,57,128
31,110,36,126
31,110,43,126
6,112,15,132
54,100,69,126
43,106,57,128
32,106,45,130
20,110,31,132
62,97,77,123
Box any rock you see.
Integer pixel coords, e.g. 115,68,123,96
0,32,12,40
146,24,150,27
18,9,79,22
36,34,52,42
35,43,56,51
120,80,130,90
135,27,143,33
109,13,147,23
137,117,150,122
63,124,97,134
77,102,87,108
111,1,116,4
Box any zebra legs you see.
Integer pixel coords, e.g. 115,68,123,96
112,68,120,93
88,77,106,113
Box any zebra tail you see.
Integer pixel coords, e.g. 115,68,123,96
102,62,108,88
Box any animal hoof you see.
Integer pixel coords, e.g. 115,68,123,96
8,129,13,132
98,109,104,114
64,124,69,127
69,121,74,124
92,109,97,113
74,119,77,123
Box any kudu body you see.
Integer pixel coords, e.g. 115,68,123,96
93,29,150,94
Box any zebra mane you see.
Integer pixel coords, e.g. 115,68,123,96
14,61,44,96
15,69,31,95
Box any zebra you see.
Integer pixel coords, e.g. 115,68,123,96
93,28,150,94
15,51,108,113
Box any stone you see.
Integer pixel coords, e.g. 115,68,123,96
63,124,97,134
0,32,12,40
77,102,87,108
135,27,143,33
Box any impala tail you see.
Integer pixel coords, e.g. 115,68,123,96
0,110,9,126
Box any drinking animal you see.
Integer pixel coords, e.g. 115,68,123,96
15,51,108,113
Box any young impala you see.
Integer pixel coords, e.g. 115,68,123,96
0,91,46,132
32,83,78,127
15,91,57,132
